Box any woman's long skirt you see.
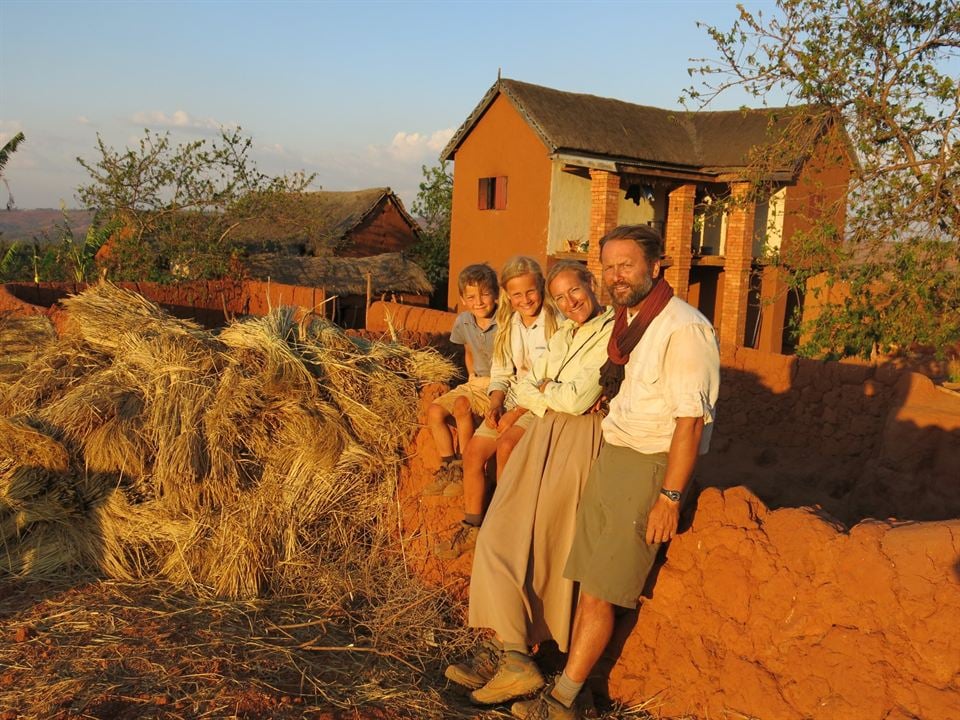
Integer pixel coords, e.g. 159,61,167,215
467,411,604,652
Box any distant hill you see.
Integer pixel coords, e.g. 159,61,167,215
0,209,95,245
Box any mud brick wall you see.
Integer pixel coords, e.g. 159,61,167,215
705,347,960,524
397,353,960,720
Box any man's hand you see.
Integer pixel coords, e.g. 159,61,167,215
645,494,680,544
645,416,703,544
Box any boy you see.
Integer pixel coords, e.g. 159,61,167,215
423,263,499,496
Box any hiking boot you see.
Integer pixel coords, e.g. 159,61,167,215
442,478,464,497
511,682,582,720
422,474,450,497
441,461,465,496
444,638,501,690
422,460,461,497
469,651,545,705
434,521,480,560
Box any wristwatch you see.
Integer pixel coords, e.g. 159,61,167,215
660,488,682,502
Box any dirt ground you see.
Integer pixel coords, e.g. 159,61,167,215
0,578,657,720
0,577,474,720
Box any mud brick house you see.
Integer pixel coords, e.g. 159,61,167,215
440,79,852,354
244,251,431,328
238,187,421,258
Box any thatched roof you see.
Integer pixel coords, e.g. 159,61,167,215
234,188,420,252
441,78,838,178
245,252,433,296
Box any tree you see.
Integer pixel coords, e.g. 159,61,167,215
410,161,453,290
0,132,25,174
77,128,315,282
687,0,959,358
1,132,26,211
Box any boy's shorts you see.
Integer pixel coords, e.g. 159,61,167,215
433,375,491,416
472,409,536,440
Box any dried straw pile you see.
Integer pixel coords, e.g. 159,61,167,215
0,282,455,599
0,314,56,382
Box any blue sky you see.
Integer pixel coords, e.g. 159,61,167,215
1,0,776,210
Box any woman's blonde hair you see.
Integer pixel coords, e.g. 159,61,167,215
492,256,559,366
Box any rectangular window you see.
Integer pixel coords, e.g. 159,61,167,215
478,176,507,210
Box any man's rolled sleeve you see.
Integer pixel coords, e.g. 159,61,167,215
663,323,720,424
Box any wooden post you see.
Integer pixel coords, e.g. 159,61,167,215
365,272,373,315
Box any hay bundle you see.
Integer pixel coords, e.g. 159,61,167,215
0,315,56,382
0,282,455,599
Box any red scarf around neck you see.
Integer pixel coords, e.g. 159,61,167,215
599,277,674,401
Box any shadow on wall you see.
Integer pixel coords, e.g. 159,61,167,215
591,350,960,715
700,348,960,525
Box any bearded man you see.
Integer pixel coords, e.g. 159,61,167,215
512,224,720,719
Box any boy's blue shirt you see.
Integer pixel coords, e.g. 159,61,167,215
450,311,497,377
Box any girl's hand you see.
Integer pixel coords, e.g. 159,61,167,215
485,404,504,429
496,408,520,433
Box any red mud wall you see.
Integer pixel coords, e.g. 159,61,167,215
611,487,960,720
363,301,461,361
710,347,960,523
397,350,960,720
366,301,456,335
0,280,329,328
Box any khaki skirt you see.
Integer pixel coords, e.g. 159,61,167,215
468,411,604,652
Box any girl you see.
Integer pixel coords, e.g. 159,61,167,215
435,256,559,559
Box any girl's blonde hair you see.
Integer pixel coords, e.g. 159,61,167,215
493,256,559,366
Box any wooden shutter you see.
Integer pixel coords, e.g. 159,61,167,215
494,176,508,210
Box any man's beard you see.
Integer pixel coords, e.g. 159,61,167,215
607,274,654,308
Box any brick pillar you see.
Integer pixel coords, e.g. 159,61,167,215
757,264,789,354
586,169,620,302
663,183,696,301
720,182,756,355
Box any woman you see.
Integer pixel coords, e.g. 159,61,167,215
445,261,615,705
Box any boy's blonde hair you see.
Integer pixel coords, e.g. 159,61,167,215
457,263,499,297
493,256,559,366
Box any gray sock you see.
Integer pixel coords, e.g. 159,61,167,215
502,643,530,656
551,671,584,708
464,513,483,527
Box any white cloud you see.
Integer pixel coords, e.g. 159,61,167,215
260,142,287,156
375,127,455,161
129,109,227,132
76,116,91,125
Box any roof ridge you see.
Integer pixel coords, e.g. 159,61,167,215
441,77,834,177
